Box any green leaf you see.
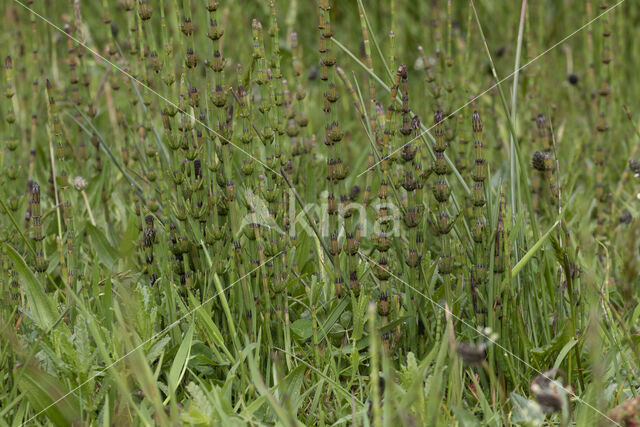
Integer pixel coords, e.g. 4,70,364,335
146,335,171,363
553,337,579,371
86,224,119,269
4,244,58,330
279,365,306,412
168,321,194,396
510,220,560,278
15,363,82,427
531,322,572,359
319,297,349,340
187,291,233,363
290,318,313,341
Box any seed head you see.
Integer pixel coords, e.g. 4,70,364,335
530,369,567,415
619,210,632,225
456,341,487,366
532,151,551,171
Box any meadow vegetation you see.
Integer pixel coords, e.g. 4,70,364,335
1,0,640,425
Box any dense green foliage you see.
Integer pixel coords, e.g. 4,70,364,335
1,0,640,425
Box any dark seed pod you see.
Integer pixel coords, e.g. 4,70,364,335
532,151,551,171
456,341,487,366
349,185,361,202
530,368,567,415
619,210,632,225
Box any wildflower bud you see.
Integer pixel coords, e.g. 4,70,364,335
530,369,566,415
73,176,87,191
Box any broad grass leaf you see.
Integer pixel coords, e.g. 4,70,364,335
85,224,119,269
15,362,82,426
168,321,194,395
4,244,58,330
